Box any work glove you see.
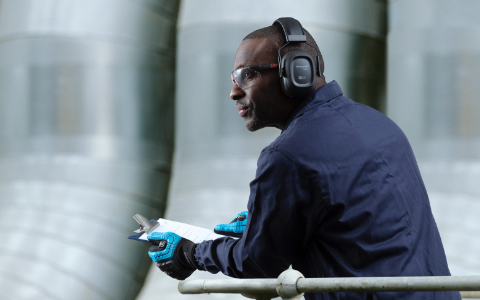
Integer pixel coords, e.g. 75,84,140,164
148,232,202,280
214,211,248,238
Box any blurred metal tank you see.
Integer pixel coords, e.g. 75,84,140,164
0,1,179,299
387,0,480,275
137,1,386,299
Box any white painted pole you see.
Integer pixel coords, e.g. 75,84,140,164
179,270,480,300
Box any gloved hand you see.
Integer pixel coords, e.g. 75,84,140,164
148,232,201,280
214,211,248,238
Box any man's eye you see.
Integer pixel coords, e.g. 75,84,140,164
243,70,255,80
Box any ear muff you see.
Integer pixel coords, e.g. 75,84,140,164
279,50,316,98
273,17,322,99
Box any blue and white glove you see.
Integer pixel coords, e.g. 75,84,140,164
214,211,248,238
148,232,201,280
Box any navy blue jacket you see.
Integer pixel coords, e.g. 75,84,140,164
195,81,460,300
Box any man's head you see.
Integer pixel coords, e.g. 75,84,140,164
243,23,325,78
230,23,326,131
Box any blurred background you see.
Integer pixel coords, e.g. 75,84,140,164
0,0,479,299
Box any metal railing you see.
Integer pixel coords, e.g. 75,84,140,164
178,270,480,300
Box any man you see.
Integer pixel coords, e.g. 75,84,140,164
147,19,460,300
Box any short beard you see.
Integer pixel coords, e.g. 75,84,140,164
246,81,280,132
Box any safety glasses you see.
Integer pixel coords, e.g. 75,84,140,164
231,63,278,89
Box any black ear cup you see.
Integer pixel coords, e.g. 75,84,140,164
279,50,316,99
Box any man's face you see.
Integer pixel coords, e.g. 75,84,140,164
230,38,286,131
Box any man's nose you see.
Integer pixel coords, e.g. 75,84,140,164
230,83,245,101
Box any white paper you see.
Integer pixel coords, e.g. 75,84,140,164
138,218,229,243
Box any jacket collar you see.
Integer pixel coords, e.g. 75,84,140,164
282,80,343,132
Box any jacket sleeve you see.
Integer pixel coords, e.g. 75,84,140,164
194,147,324,278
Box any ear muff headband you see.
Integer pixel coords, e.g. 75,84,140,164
273,17,307,42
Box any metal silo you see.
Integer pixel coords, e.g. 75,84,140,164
387,0,480,276
137,1,386,299
0,1,179,299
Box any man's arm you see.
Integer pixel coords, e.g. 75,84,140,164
194,147,325,278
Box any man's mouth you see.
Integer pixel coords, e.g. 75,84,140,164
237,104,250,117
